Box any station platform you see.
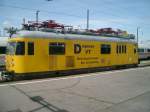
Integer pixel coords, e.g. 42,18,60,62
0,66,150,112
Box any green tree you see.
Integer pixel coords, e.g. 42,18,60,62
4,27,18,37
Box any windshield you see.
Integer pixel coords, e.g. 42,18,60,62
7,42,16,55
7,42,25,55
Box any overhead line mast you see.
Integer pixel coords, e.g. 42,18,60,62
36,10,40,31
86,9,89,31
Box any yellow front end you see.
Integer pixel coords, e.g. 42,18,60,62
6,38,26,74
6,37,51,75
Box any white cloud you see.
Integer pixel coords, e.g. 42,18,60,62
2,21,13,29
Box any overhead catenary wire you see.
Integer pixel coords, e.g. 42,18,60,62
0,4,129,28
66,0,146,29
74,0,150,29
75,0,149,19
1,2,150,30
0,4,84,18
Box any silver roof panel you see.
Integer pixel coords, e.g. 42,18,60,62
12,31,137,43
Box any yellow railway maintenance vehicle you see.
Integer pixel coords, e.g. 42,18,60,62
2,31,138,80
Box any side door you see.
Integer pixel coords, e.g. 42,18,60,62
49,42,65,71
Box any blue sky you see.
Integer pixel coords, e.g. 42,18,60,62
0,0,150,43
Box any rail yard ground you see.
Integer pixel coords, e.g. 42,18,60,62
0,61,150,112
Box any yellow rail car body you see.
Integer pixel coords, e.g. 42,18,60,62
4,31,138,78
